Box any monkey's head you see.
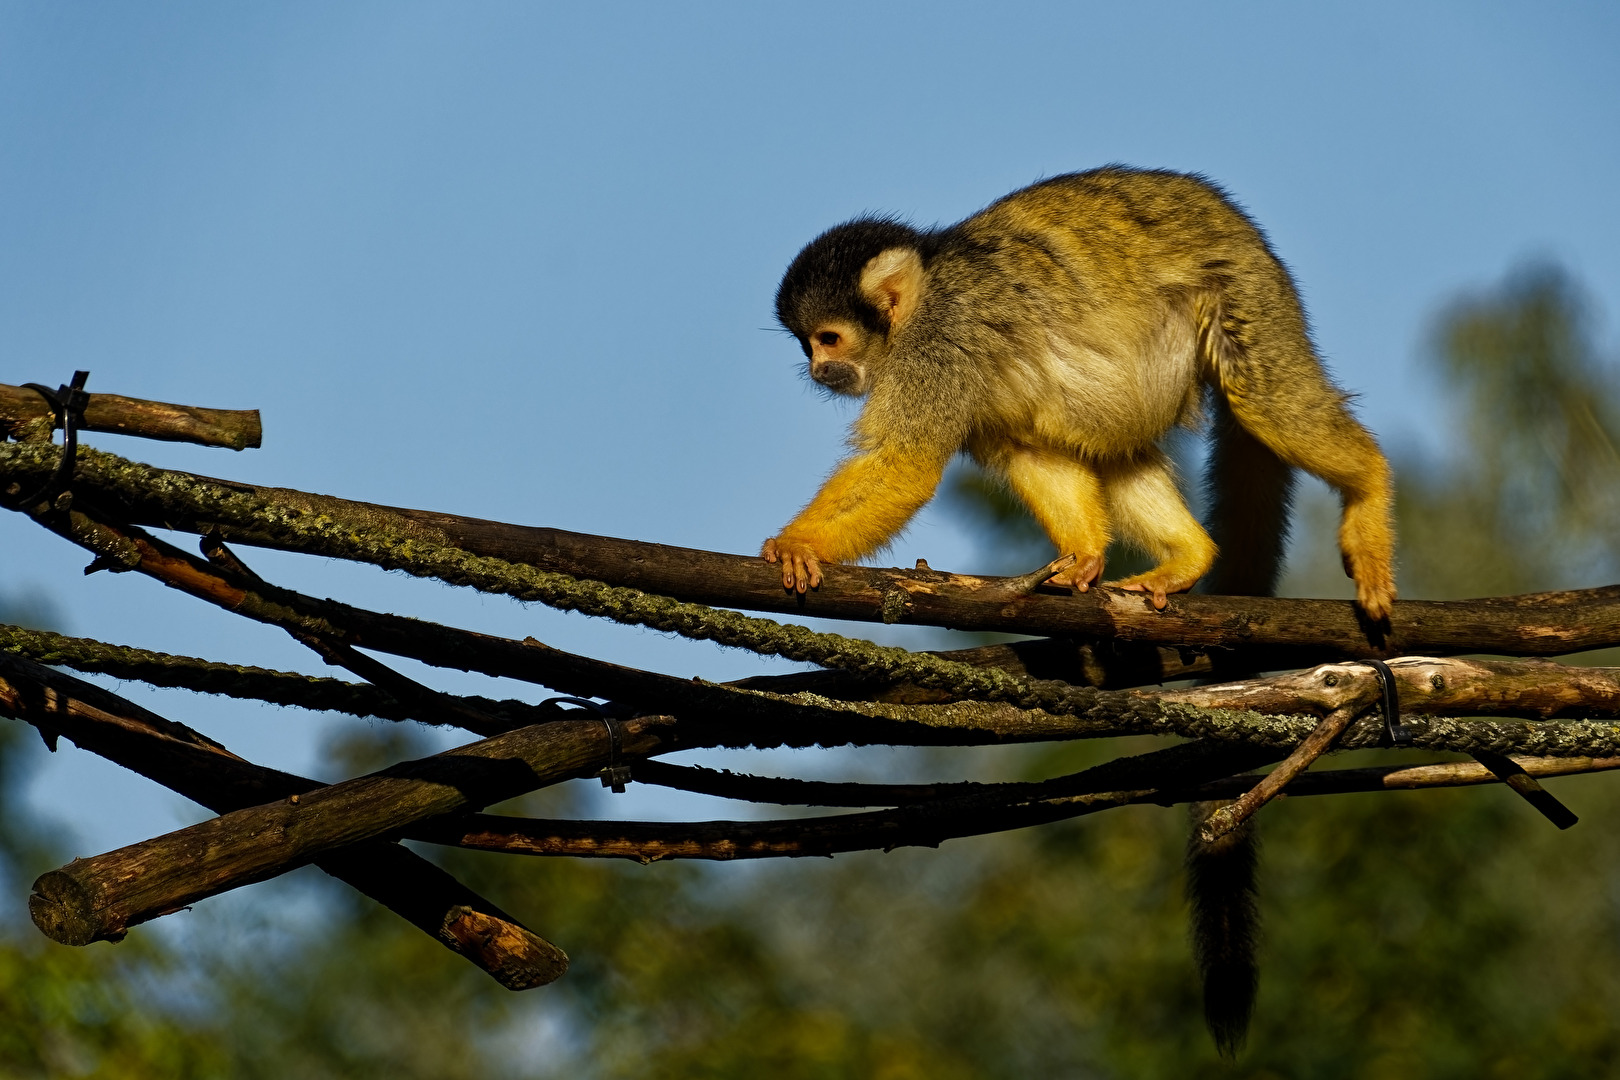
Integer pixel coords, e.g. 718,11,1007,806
776,217,927,397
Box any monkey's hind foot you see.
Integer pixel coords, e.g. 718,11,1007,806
1109,566,1204,610
1338,502,1397,621
1350,567,1396,623
1046,553,1106,595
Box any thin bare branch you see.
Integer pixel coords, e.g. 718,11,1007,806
0,383,261,450
416,755,1620,863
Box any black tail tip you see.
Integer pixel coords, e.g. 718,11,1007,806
1203,963,1258,1059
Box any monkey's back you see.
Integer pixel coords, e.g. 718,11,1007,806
927,167,1309,459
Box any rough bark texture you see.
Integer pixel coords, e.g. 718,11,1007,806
1162,657,1620,720
4,441,1619,658
22,683,673,948
408,755,1620,863
0,383,261,450
0,652,568,987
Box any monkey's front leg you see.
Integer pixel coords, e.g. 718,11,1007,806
764,447,949,592
997,447,1112,594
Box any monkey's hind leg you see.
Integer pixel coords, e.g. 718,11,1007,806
1223,388,1395,618
1209,294,1396,619
1098,449,1219,609
992,446,1112,593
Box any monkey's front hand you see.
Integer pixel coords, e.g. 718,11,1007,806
762,536,825,593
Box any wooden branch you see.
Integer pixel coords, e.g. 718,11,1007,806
17,462,1620,759
731,636,1220,697
413,739,1284,862
16,492,1620,761
0,621,564,730
23,489,1620,766
414,755,1620,863
0,653,567,987
26,698,675,946
1239,755,1620,795
1164,656,1620,721
0,383,261,450
0,505,1240,749
1199,705,1363,842
5,441,1620,658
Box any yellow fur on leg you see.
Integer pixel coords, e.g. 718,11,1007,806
764,447,949,591
996,447,1111,592
1101,452,1218,608
1339,492,1396,619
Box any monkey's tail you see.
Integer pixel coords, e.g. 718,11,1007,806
1202,398,1295,599
1186,805,1261,1059
1188,401,1295,1057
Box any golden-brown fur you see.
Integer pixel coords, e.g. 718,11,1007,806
765,166,1395,618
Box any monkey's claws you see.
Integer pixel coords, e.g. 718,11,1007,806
762,536,824,593
1355,580,1396,623
1342,550,1396,621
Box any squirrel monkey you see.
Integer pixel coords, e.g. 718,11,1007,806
763,166,1396,619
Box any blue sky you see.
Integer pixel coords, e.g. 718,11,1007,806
2,2,1618,856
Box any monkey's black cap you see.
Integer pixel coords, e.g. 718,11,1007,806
775,216,924,338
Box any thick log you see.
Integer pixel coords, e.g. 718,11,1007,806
26,705,675,947
0,383,261,450
0,653,567,988
4,442,1620,658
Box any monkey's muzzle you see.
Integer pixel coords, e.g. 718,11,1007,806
811,360,862,395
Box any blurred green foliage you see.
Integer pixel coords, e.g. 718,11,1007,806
2,263,1619,1077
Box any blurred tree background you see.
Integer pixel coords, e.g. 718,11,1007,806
4,263,1619,1077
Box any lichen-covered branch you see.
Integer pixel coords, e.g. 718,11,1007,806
0,621,540,727
5,440,1620,658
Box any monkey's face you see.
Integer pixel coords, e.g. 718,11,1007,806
805,319,877,397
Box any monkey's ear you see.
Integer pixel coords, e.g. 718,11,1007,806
859,247,924,330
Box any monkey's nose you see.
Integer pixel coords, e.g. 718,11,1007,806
812,360,859,393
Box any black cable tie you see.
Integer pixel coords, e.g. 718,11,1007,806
8,371,91,511
540,696,632,793
1365,659,1413,746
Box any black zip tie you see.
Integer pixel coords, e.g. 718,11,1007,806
7,371,91,511
1470,750,1579,830
540,696,632,793
1365,659,1413,746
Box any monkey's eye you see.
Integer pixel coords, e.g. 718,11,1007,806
817,331,841,348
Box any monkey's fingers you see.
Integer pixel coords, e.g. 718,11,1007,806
782,555,821,592
1116,582,1171,610
766,538,824,592
1111,567,1202,611
1047,553,1105,594
795,553,823,592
